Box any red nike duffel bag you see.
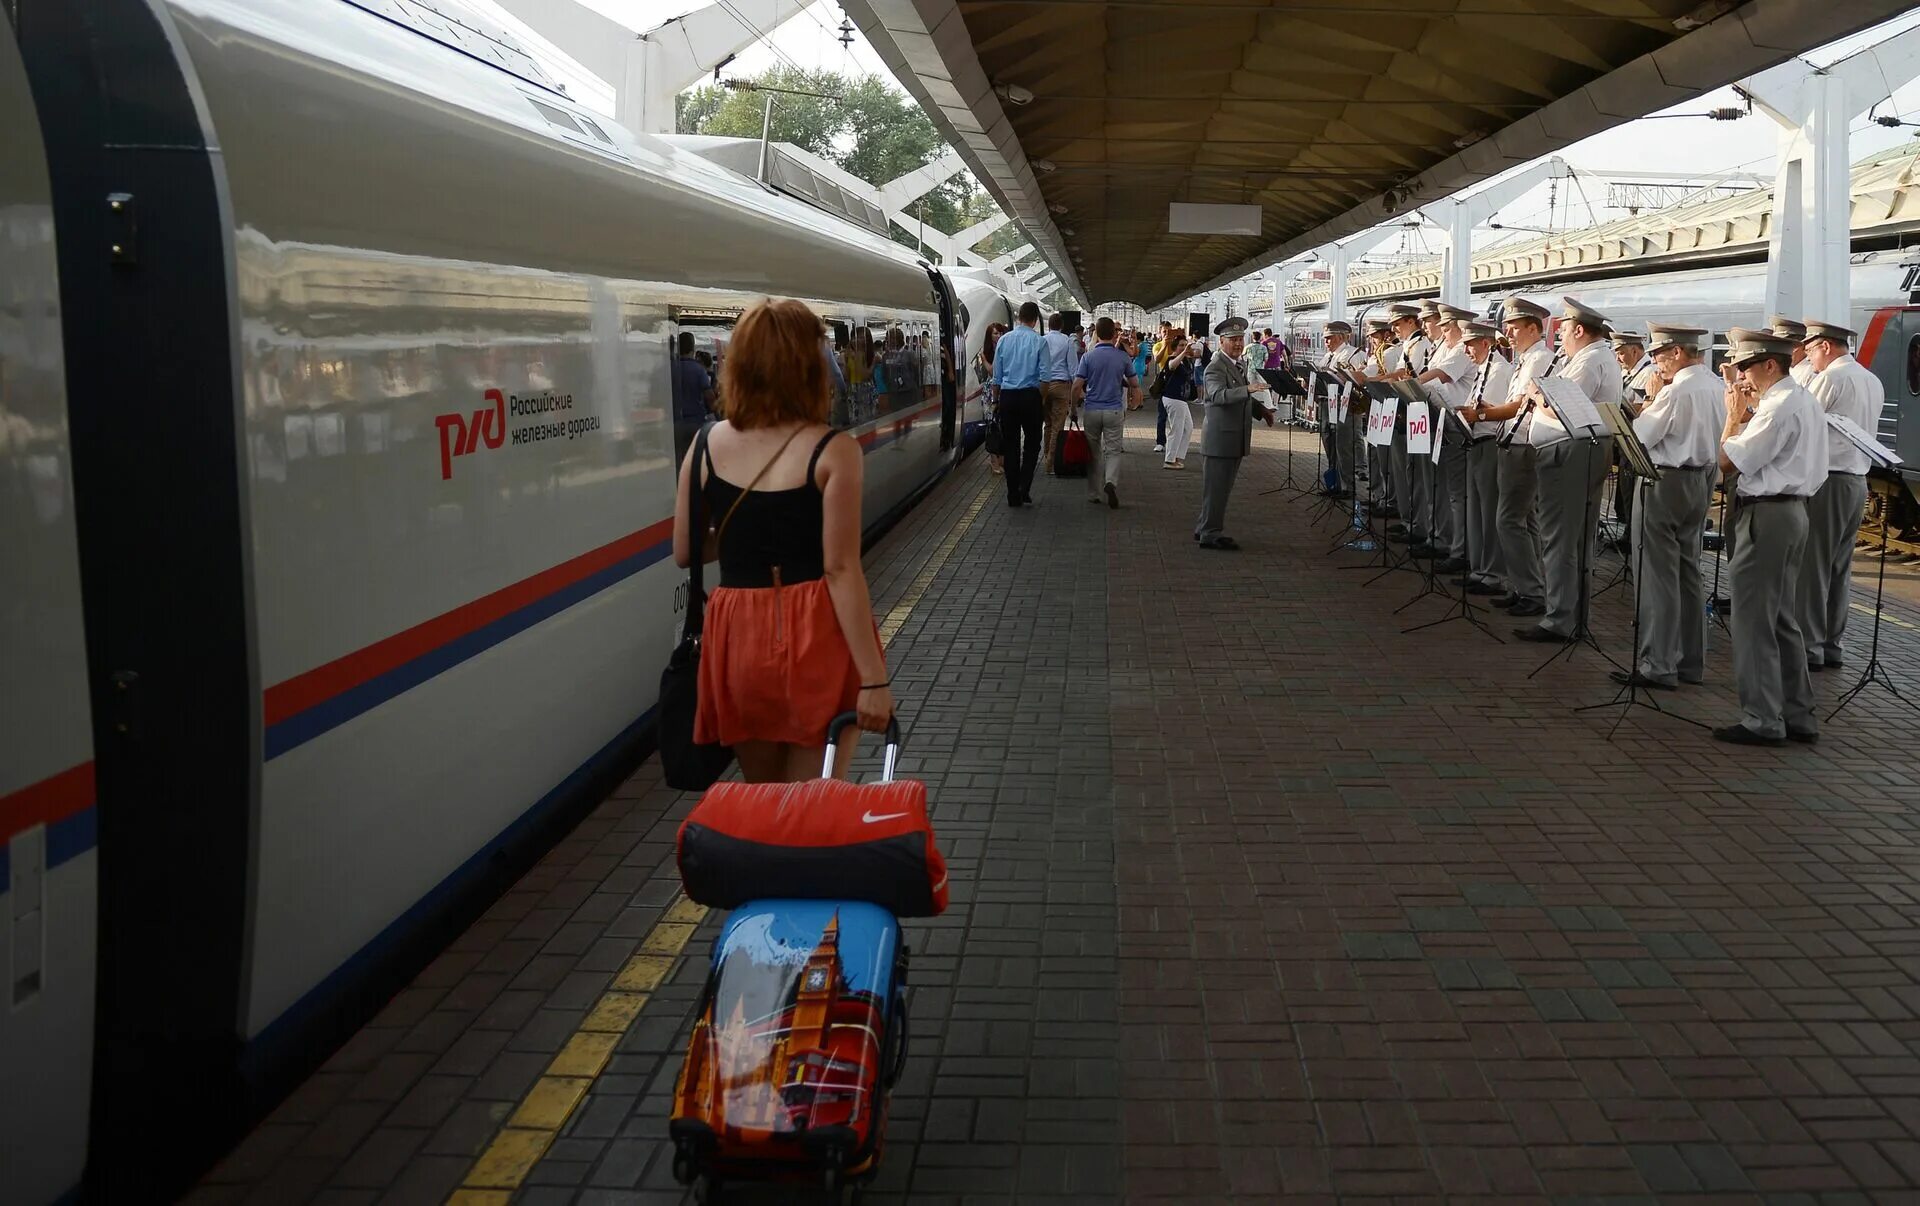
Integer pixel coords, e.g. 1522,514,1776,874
675,714,948,917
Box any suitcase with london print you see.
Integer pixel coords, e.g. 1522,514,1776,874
670,717,925,1202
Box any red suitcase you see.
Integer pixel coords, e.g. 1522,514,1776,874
1054,418,1092,477
677,717,947,917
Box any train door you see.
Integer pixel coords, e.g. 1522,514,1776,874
1,23,98,1205
1862,305,1920,466
925,268,957,450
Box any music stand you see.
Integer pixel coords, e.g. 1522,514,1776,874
1307,377,1354,522
1572,414,1704,735
1337,386,1403,567
1384,383,1450,597
1825,420,1915,720
1594,401,1645,606
1258,369,1312,500
1405,405,1500,641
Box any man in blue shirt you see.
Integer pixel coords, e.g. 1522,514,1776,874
1041,313,1080,476
1073,316,1137,509
992,301,1046,507
670,331,715,465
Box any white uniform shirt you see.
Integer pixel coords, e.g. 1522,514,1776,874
1632,362,1723,469
1381,343,1405,375
1723,376,1827,498
1624,355,1657,400
1400,334,1432,377
1790,359,1817,387
1530,339,1622,447
1465,352,1514,437
1808,353,1884,475
1425,339,1475,408
1501,343,1554,441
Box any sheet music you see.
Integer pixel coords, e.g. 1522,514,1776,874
1535,376,1604,435
1826,413,1903,468
1596,400,1658,480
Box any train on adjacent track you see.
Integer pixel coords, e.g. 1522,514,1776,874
1267,252,1920,467
0,1,1022,1200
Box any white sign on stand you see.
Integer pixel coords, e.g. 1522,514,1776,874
1327,382,1346,424
1405,401,1432,456
1367,399,1392,446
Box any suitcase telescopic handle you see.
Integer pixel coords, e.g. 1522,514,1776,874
823,712,901,782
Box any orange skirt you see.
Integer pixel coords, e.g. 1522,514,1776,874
694,577,870,748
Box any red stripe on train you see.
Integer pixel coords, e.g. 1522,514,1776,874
262,519,674,726
0,762,96,848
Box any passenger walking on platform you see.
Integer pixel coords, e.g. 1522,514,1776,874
1194,317,1275,551
1798,320,1884,671
1458,321,1513,595
1159,333,1202,468
1474,296,1555,618
1040,313,1079,474
1073,317,1136,509
994,302,1047,507
1611,325,1722,691
671,331,717,466
978,322,1006,476
1714,327,1827,745
1516,297,1621,644
1152,321,1174,451
674,299,894,782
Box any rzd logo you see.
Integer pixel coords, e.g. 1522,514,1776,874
436,389,506,480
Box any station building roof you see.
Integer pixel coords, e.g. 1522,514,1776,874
843,0,1914,308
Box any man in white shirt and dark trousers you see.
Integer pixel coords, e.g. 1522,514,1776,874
1517,297,1622,643
1798,319,1885,672
1412,305,1477,572
1611,325,1722,691
1458,322,1514,596
1716,328,1829,746
1477,297,1555,618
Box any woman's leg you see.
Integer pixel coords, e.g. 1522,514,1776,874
734,740,790,783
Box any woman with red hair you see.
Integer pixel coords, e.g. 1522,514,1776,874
672,299,893,782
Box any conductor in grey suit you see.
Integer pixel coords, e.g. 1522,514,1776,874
1194,316,1275,550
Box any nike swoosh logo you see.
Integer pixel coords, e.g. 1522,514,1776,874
862,811,909,824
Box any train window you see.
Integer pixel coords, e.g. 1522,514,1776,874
1907,335,1919,396
526,97,584,133
342,0,564,95
575,116,612,144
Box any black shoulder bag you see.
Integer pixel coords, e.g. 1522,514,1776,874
657,425,733,790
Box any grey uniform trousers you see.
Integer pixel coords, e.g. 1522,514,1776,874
1435,435,1469,559
1730,498,1816,738
1371,443,1393,508
1495,442,1545,601
1194,453,1242,544
1334,417,1363,495
1080,406,1126,498
1799,471,1867,667
1533,438,1610,638
1400,426,1432,539
1466,439,1503,585
1630,465,1716,684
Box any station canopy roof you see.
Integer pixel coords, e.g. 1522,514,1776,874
844,0,1913,308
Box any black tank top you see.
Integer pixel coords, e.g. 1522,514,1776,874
702,430,838,588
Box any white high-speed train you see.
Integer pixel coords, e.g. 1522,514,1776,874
1270,252,1920,462
0,1,1020,1200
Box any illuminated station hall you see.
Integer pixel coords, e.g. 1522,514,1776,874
18,0,1920,1202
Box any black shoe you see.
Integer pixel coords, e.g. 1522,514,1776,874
1508,598,1547,617
1609,670,1676,691
1435,557,1469,573
1826,659,1845,671
1491,592,1522,609
1106,483,1119,509
1513,625,1571,643
1408,544,1440,560
1199,537,1240,551
1713,724,1785,747
1377,506,1401,519
1467,581,1506,597
1787,728,1819,745
1807,660,1826,672
1021,497,1036,507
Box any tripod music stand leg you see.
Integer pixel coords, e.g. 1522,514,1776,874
1827,501,1919,720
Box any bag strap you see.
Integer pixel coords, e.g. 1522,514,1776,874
712,424,808,551
683,423,714,638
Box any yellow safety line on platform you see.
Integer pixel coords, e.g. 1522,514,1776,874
446,467,991,1203
449,895,708,1200
1851,600,1917,631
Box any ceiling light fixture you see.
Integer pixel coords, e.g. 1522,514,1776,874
994,82,1035,107
1031,158,1056,173
1048,203,1068,214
